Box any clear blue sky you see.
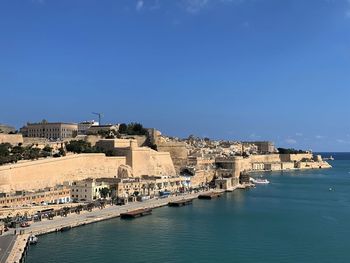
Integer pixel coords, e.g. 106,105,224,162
1,0,350,151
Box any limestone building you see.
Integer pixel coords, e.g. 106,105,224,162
78,120,99,135
22,122,78,139
87,124,119,135
243,141,276,154
69,178,109,202
0,187,71,207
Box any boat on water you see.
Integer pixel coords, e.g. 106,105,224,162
250,178,270,184
323,156,335,161
29,234,38,245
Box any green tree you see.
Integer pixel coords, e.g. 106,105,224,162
119,123,127,134
66,140,93,153
99,187,110,199
0,143,11,157
42,145,53,153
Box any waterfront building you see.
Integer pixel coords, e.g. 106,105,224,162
69,179,110,202
215,157,241,178
252,162,265,171
264,163,282,171
111,175,190,199
0,187,71,207
215,177,238,190
78,120,99,135
21,121,78,139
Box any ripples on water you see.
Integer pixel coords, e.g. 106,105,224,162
26,155,350,263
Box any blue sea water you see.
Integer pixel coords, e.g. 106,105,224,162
26,153,350,263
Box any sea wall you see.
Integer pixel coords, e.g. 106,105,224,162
231,153,327,177
249,153,313,163
0,154,126,192
191,170,216,187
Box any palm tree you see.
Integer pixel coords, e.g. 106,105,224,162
62,207,70,217
87,203,94,212
75,205,83,214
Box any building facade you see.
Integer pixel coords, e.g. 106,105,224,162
0,187,71,207
114,176,190,199
242,141,276,154
78,120,99,135
70,179,110,202
22,122,78,139
86,124,119,135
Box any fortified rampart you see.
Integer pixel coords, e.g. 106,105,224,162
157,142,188,172
0,154,126,192
121,146,176,177
216,153,329,178
0,134,23,145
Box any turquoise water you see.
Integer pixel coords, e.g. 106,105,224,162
26,155,350,263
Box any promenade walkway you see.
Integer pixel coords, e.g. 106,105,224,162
2,191,220,262
0,235,16,263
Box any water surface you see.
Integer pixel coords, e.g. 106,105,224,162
26,154,350,263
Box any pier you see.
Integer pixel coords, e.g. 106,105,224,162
120,208,152,219
168,199,193,207
198,192,221,199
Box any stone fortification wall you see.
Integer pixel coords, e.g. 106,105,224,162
280,153,313,162
233,153,325,176
128,147,176,177
0,134,23,145
84,135,102,146
157,142,188,172
0,154,126,192
96,139,134,151
247,154,314,166
191,170,216,187
249,153,313,163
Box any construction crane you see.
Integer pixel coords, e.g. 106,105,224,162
92,112,103,125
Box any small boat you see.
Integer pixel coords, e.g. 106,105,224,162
250,178,270,184
29,234,38,245
323,156,334,161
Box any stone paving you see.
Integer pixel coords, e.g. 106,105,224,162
0,235,16,263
